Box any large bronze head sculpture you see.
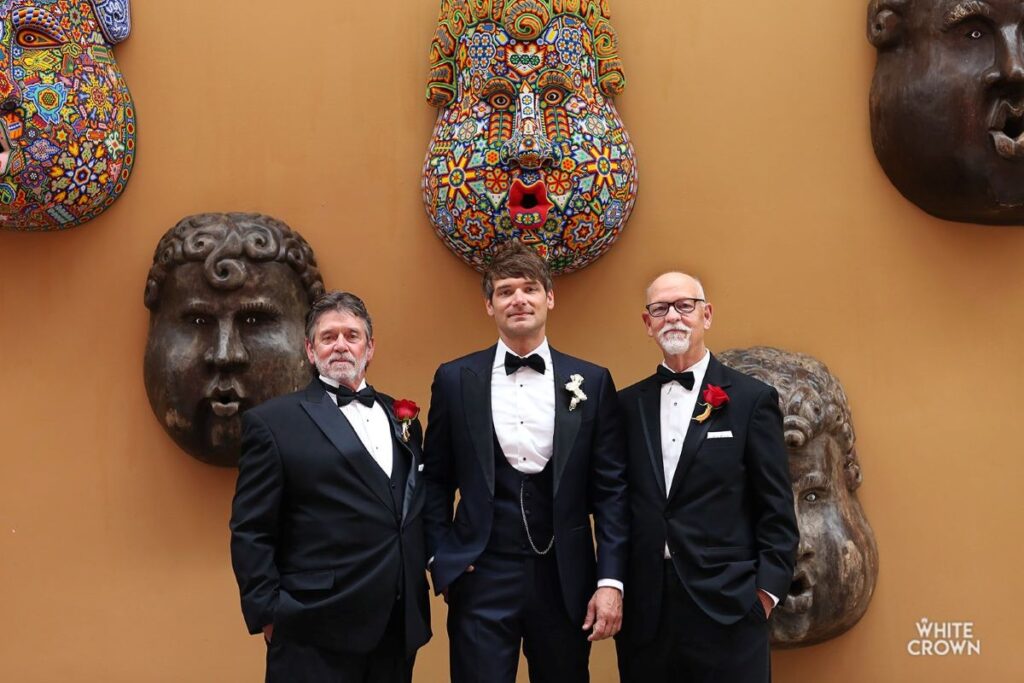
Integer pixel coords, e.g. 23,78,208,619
0,0,135,231
423,0,638,274
869,0,1024,223
719,347,879,648
143,214,324,467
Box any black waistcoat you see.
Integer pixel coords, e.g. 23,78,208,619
486,434,554,556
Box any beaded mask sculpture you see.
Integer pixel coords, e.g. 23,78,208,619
423,0,637,275
0,0,135,231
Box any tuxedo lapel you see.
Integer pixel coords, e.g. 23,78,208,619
551,349,582,498
379,398,419,522
636,376,667,498
300,381,396,514
667,356,732,502
461,352,495,494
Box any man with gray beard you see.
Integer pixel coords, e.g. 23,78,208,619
230,291,431,683
614,272,798,683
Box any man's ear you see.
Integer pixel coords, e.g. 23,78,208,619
867,0,908,50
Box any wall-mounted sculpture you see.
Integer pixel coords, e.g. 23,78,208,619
423,0,637,274
143,213,324,467
719,347,879,648
0,0,135,231
869,0,1024,224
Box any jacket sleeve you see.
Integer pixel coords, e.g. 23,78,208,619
421,365,455,564
746,387,799,601
229,410,283,634
589,369,630,584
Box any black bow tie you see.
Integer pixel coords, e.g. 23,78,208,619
656,365,695,390
322,381,377,408
504,352,546,375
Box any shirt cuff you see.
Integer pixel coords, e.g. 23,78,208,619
760,589,779,607
597,578,623,596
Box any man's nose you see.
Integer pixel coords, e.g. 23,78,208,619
664,305,683,322
985,26,1024,86
205,320,249,369
500,83,555,170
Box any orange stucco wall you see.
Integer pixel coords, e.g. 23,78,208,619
1,0,1021,680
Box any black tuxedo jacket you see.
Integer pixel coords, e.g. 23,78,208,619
422,345,629,625
617,355,798,642
229,379,431,657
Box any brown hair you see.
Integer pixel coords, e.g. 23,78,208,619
481,241,554,299
305,291,373,342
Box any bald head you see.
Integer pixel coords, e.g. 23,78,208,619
645,272,706,304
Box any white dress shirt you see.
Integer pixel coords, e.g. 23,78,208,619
320,375,393,477
491,339,555,474
657,354,777,606
491,340,623,594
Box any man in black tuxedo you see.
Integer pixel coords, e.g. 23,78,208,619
615,272,798,683
230,291,431,683
422,242,628,683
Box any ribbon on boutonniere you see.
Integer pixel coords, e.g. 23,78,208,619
393,399,420,442
693,384,729,423
565,373,587,411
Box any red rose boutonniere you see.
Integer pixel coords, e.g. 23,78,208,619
393,399,420,442
693,384,729,424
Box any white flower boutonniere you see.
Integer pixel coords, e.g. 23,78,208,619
565,373,587,411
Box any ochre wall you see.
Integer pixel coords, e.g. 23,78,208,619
1,0,1021,680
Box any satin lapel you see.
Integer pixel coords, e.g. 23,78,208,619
637,376,667,498
380,398,419,522
301,387,396,514
461,362,495,494
551,350,582,499
667,356,732,503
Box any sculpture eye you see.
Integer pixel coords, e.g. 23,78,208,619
16,27,63,49
191,316,209,326
966,28,984,40
803,489,826,503
542,87,567,106
489,92,513,109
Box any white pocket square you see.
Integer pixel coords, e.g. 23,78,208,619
707,430,733,439
417,464,425,472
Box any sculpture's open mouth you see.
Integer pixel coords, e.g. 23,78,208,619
205,381,246,418
782,570,814,614
989,101,1024,160
508,178,552,229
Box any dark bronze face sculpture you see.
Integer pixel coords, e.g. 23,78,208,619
719,347,879,648
143,213,324,466
869,0,1024,223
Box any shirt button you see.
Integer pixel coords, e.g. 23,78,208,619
520,421,524,424
671,438,676,442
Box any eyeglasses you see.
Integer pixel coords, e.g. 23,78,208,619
645,298,705,317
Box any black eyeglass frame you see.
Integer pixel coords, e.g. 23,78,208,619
644,298,706,317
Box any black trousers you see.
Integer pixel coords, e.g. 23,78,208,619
447,551,591,683
616,561,771,683
265,600,413,683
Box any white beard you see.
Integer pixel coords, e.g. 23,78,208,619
658,323,691,356
316,351,368,386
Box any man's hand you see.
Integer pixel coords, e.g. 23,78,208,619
441,564,475,604
757,589,773,619
262,624,274,644
582,586,622,641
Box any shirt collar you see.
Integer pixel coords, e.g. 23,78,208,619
318,375,368,391
660,349,711,378
493,338,552,371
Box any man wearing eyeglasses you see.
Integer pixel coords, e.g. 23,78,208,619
614,272,798,683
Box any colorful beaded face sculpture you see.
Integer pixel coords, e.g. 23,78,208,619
0,0,135,231
423,0,637,275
